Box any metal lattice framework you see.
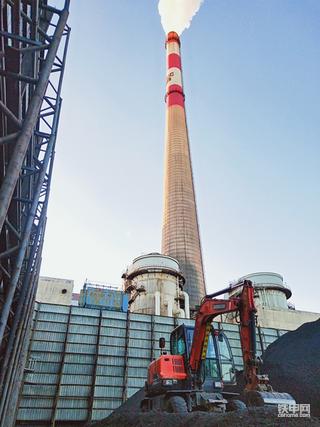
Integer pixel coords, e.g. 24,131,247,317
0,1,70,425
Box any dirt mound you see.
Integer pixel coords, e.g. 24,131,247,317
112,388,145,414
91,407,319,427
263,318,320,417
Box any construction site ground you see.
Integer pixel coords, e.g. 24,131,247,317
91,407,320,427
91,317,320,427
91,387,320,427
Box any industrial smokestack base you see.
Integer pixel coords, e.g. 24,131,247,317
162,33,206,310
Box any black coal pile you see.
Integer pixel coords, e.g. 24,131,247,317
90,386,320,427
263,318,320,416
91,406,320,427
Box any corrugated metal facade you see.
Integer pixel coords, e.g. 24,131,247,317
16,303,288,425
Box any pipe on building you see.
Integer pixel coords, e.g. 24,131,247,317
183,291,190,319
154,292,161,316
167,299,173,317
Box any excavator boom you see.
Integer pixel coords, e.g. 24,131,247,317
189,297,239,373
189,280,295,405
189,281,256,377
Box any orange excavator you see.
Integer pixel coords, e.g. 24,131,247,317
141,280,295,412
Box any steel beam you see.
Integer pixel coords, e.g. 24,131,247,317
0,2,69,233
0,100,22,128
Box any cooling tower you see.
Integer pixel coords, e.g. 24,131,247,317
161,31,206,310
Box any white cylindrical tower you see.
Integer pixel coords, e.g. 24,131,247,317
122,253,189,318
229,272,292,310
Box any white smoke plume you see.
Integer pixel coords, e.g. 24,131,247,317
158,0,204,35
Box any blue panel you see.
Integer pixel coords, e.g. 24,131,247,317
79,288,129,312
122,293,129,312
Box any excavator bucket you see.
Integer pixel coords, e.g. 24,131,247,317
244,390,296,407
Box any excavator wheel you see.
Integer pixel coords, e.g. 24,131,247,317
226,399,247,411
167,395,188,413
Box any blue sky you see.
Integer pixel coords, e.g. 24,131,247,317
42,1,320,312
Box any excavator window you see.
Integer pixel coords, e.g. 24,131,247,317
217,332,235,383
202,334,220,380
170,325,189,356
176,337,186,355
218,333,230,359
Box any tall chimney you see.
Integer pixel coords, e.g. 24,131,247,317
161,31,206,310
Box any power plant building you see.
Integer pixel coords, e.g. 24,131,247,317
16,299,287,425
14,274,318,425
36,277,74,306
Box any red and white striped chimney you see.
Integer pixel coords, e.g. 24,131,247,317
162,32,206,310
165,32,185,107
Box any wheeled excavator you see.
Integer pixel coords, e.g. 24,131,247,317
141,280,295,413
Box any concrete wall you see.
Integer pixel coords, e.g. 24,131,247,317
225,305,319,331
256,307,319,330
36,277,74,305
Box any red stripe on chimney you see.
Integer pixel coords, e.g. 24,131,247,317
167,93,184,107
167,84,183,94
166,85,185,107
168,53,181,70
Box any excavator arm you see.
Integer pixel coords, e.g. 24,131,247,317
189,280,295,406
238,282,261,391
189,280,256,379
189,297,239,374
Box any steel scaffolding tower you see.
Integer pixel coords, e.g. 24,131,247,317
0,1,70,425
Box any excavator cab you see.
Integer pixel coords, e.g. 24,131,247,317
170,324,236,392
143,323,236,412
